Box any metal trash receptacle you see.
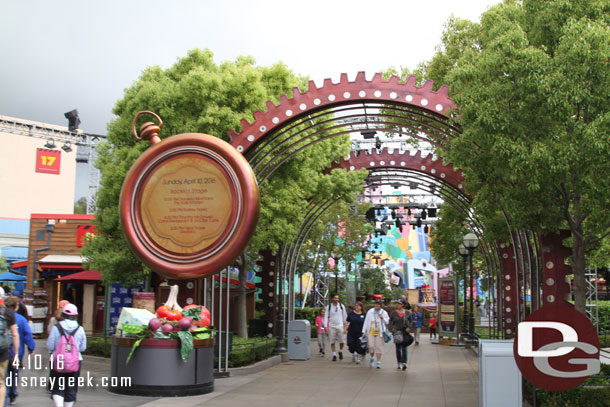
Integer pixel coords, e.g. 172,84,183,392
479,340,522,407
288,320,311,360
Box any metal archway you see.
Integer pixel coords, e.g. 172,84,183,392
229,73,572,340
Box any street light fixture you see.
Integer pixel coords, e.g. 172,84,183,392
458,243,469,343
463,233,479,341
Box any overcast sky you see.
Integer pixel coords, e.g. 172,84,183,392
1,0,499,135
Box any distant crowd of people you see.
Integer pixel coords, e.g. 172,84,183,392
0,287,86,407
315,294,438,370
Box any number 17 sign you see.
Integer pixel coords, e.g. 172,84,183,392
35,148,61,174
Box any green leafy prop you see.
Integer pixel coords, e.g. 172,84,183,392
124,323,213,364
177,330,194,362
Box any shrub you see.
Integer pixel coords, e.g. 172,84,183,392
83,336,112,357
535,364,610,406
215,336,277,368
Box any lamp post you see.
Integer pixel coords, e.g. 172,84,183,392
463,233,479,341
458,243,469,343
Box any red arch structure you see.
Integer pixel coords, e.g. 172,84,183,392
229,72,455,156
228,72,573,339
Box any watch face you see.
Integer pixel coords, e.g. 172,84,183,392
121,133,259,279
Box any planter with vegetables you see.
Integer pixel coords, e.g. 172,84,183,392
110,285,216,396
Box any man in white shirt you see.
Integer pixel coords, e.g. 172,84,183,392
323,294,347,361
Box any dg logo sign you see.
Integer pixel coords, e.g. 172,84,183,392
513,304,600,391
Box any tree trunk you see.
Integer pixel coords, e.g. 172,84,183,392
571,225,587,315
237,253,248,339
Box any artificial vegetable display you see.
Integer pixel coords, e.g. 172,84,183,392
123,285,214,364
156,285,183,321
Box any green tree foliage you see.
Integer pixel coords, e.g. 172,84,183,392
358,266,387,296
429,204,468,267
0,257,8,273
73,197,87,215
417,0,610,313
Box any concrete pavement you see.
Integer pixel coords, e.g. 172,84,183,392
13,336,478,406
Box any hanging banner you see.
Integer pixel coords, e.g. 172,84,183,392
439,277,457,337
35,148,61,174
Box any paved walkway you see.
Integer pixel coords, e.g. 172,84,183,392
15,337,478,406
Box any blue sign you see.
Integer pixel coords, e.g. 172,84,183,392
109,283,143,328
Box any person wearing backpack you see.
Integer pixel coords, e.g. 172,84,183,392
322,294,347,362
47,304,86,407
0,289,19,407
4,296,35,405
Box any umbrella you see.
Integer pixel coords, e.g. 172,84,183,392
54,270,101,284
0,272,27,282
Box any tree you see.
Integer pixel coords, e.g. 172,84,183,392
0,257,8,273
358,266,386,297
73,197,87,214
418,0,610,313
82,49,368,336
301,201,372,289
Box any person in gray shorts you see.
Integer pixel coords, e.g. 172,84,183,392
323,294,347,361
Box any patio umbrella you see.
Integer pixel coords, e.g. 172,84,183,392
0,272,27,282
54,270,101,284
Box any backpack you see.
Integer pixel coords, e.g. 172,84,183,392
0,308,10,352
327,303,345,315
52,323,81,373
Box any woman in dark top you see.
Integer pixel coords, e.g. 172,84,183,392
389,299,412,371
345,302,366,364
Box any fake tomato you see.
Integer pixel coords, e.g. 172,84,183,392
183,304,211,327
156,305,183,321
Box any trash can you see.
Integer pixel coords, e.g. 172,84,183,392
479,340,522,407
287,320,311,360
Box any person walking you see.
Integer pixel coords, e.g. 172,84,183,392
47,300,70,336
429,312,438,340
412,306,422,345
47,304,86,407
389,299,412,371
323,294,347,361
315,307,328,356
4,296,35,405
0,289,19,407
362,299,389,369
345,302,366,364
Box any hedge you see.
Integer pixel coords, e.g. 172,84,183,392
214,336,276,368
535,364,610,406
83,336,112,357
